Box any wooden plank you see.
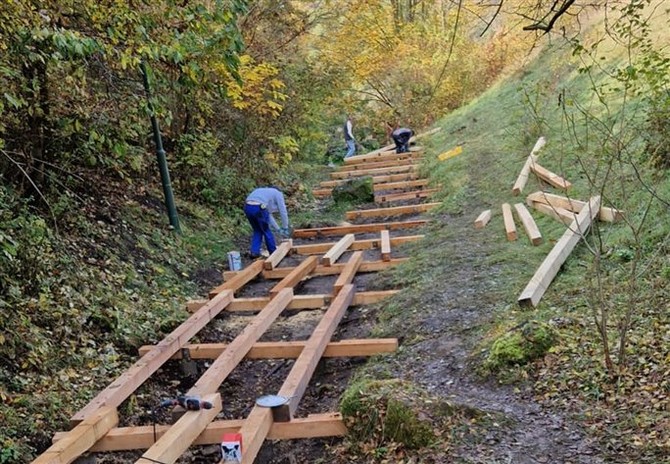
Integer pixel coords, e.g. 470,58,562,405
185,288,293,398
512,136,546,196
321,234,354,266
320,172,419,188
373,179,429,192
342,127,440,164
292,235,423,255
343,148,423,165
380,230,391,261
353,289,399,305
519,196,601,307
530,163,572,190
138,338,398,359
71,290,234,424
339,158,418,171
330,164,417,179
474,209,492,229
345,202,440,220
239,285,356,463
53,414,346,452
526,191,623,222
256,258,409,279
32,407,118,464
501,203,517,241
135,394,221,464
209,260,264,297
313,188,332,197
264,240,293,270
269,255,319,298
514,203,543,245
529,201,576,226
333,252,364,294
375,188,438,203
292,220,427,238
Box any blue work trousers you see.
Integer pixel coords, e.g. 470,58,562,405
244,203,277,256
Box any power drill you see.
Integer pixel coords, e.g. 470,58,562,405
160,395,213,411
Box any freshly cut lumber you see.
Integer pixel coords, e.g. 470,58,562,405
437,145,463,161
71,289,234,424
187,290,400,313
373,179,429,191
530,201,575,225
529,163,572,190
375,188,438,203
292,235,423,255
474,210,492,229
345,203,440,220
380,230,391,261
293,220,427,238
33,407,118,464
53,414,347,452
501,203,517,241
321,234,354,266
343,148,423,165
138,338,399,359
264,240,293,270
519,196,601,307
269,255,319,298
333,251,364,294
526,191,623,222
339,158,418,172
330,164,416,179
320,172,419,188
514,203,543,245
238,285,356,463
313,188,332,197
209,260,264,297
185,289,293,398
223,258,409,281
512,136,546,196
134,394,221,464
343,127,439,164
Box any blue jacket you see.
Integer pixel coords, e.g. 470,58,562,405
246,188,289,230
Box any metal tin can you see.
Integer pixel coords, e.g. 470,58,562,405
227,251,242,271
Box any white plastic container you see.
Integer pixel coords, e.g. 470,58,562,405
227,251,242,271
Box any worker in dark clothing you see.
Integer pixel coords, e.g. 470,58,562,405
392,127,414,153
244,187,290,259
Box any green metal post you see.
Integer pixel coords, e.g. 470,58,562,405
140,60,181,233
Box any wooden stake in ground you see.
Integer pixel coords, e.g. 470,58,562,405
501,203,517,241
512,136,546,196
514,203,543,245
474,209,492,229
519,196,601,307
380,230,391,261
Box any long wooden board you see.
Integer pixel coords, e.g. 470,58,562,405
224,258,408,280
512,137,546,196
292,235,423,255
343,149,423,165
501,203,517,241
519,196,601,307
345,202,440,220
321,234,354,266
292,220,427,238
380,230,391,261
264,240,293,270
339,158,418,172
375,188,438,203
526,191,622,222
330,164,417,179
373,179,430,192
269,256,318,298
514,203,543,245
530,201,575,225
53,414,347,452
530,163,572,190
320,172,419,188
209,260,264,297
333,251,363,294
71,289,234,424
138,338,399,359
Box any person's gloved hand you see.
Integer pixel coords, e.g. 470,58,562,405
280,227,290,238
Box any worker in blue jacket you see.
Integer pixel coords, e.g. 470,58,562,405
244,187,290,258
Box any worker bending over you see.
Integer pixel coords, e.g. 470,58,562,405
392,127,414,153
244,186,290,259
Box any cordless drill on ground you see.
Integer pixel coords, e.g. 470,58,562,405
160,395,213,411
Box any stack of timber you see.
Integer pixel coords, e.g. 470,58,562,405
33,128,443,464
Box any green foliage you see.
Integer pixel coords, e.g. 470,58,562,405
332,176,375,204
484,321,557,372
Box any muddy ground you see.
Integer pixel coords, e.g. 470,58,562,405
87,185,605,464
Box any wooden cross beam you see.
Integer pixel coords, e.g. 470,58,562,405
269,256,319,298
373,179,429,192
292,220,427,238
330,164,417,179
292,234,424,255
529,163,572,190
333,251,363,294
512,137,546,196
526,191,622,222
209,260,264,298
319,172,419,188
345,202,440,220
264,240,293,270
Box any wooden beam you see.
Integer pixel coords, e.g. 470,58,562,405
185,289,293,398
373,179,429,192
526,191,623,222
352,289,399,305
138,338,398,359
529,201,576,226
269,256,319,298
380,230,391,261
512,137,546,196
321,234,354,266
342,127,440,165
293,220,427,238
501,203,517,241
71,290,234,424
530,163,572,190
375,188,438,203
345,203,440,220
519,196,601,307
320,172,419,188
312,188,331,197
333,251,363,294
474,209,492,229
339,158,418,171
53,414,347,452
343,149,423,165
292,234,423,255
134,394,221,464
33,407,118,464
514,203,543,245
264,240,293,270
238,285,356,463
209,260,264,297
330,164,417,179
251,258,409,280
